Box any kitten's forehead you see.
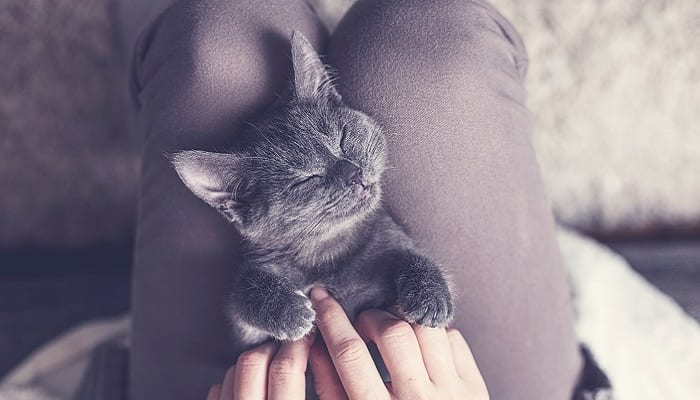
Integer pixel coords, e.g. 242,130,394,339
291,102,341,131
250,129,329,169
280,104,341,144
248,100,383,171
294,103,376,138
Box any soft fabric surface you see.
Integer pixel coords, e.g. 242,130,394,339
1,0,698,249
0,0,138,249
2,232,699,400
313,0,700,237
0,388,56,400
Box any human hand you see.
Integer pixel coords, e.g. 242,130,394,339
207,287,489,399
206,332,315,400
309,287,489,400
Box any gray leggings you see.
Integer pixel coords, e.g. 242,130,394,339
122,0,583,398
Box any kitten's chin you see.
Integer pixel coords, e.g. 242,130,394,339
345,183,381,218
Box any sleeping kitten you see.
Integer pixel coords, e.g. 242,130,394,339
171,31,453,345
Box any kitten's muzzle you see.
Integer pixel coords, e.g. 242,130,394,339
351,182,374,195
335,159,368,189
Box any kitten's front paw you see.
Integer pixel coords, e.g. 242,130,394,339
265,291,316,341
396,257,454,327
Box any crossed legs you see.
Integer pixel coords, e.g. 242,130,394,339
126,0,582,399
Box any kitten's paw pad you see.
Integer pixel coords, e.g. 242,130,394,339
266,292,315,341
397,271,454,327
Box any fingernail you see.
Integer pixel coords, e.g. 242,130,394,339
310,287,330,302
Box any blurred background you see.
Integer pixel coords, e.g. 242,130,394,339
0,0,698,398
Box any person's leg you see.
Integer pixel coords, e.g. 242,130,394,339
329,1,582,399
123,1,327,399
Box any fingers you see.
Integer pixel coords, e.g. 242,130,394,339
308,289,488,400
447,328,489,396
216,336,313,400
310,288,388,400
232,342,278,400
309,337,348,400
267,333,316,400
219,365,237,400
207,384,222,400
355,309,430,397
413,325,459,384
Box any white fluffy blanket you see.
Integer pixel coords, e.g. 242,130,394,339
560,229,700,399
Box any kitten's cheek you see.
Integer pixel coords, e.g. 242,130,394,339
367,184,378,197
362,184,380,204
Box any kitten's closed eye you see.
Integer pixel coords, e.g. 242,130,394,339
339,126,348,154
289,174,324,190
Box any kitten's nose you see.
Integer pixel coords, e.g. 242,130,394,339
336,159,365,187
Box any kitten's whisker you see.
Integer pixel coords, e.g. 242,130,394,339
242,121,261,132
299,195,340,237
306,207,333,236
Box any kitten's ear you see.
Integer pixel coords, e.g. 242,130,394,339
291,30,341,103
170,150,247,224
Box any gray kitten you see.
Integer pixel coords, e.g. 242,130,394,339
171,31,453,345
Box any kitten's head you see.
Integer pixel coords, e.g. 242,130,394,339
171,31,387,245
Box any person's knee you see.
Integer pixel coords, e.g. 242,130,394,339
334,0,527,80
184,0,291,88
132,0,326,104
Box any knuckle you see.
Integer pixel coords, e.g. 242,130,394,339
380,319,414,342
268,357,300,387
268,356,300,377
332,337,366,366
236,349,269,369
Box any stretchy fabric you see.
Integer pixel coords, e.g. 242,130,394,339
123,0,583,399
